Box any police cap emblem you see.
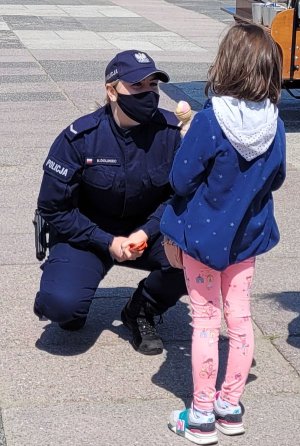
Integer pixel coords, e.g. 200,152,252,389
134,52,150,63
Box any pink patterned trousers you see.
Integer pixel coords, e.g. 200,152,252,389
182,253,256,410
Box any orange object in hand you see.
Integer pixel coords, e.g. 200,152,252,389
129,241,148,252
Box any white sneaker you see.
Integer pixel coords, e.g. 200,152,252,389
213,392,245,436
168,408,218,445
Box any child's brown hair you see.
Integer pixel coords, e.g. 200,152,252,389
205,23,282,104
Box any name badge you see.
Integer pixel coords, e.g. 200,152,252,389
85,157,120,166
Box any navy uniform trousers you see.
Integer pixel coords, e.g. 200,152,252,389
34,233,187,323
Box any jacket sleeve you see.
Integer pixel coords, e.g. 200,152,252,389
138,201,169,240
169,112,215,197
37,131,114,252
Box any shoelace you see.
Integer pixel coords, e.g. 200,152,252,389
136,317,157,337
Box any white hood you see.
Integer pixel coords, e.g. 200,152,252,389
212,96,278,161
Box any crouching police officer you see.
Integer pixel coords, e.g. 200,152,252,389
34,49,187,355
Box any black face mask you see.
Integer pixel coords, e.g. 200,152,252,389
116,91,159,124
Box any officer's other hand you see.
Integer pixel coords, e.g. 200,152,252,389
180,121,191,137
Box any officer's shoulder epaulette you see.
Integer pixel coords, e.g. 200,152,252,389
65,107,105,141
152,108,180,129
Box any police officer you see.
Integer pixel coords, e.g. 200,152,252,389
34,49,187,355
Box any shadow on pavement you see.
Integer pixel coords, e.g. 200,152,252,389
262,291,300,349
35,287,134,356
35,286,257,405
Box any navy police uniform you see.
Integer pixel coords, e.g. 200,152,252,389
34,104,187,324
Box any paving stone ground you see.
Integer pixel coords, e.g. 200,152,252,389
0,1,299,445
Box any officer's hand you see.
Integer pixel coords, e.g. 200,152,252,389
180,121,191,138
109,236,129,262
121,230,148,260
175,101,192,138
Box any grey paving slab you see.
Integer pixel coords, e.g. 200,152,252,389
0,205,37,234
0,4,139,18
286,133,300,168
2,393,300,446
0,48,36,62
157,65,212,83
29,49,214,63
54,82,104,113
0,131,59,149
0,81,61,94
0,264,40,297
0,165,43,186
77,0,113,4
38,59,107,82
0,147,48,165
3,15,85,31
77,16,166,32
1,181,40,207
0,101,79,122
2,15,44,30
0,344,189,407
254,168,300,261
113,0,228,39
166,0,236,23
0,31,23,49
0,413,6,446
253,257,300,295
105,38,203,52
0,22,9,31
252,292,300,339
0,61,41,69
0,91,66,102
0,74,48,83
14,30,118,50
273,336,300,371
0,233,37,265
0,331,298,409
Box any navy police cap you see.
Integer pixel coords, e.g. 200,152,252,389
105,49,169,84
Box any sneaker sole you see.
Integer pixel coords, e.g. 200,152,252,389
216,420,245,436
121,311,163,356
168,423,218,445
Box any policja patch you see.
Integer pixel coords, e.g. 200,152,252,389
43,156,75,182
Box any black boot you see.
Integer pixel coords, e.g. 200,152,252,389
121,283,163,355
59,317,87,331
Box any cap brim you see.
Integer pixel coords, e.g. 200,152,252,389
121,68,169,83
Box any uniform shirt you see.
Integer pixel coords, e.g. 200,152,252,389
160,102,286,271
38,104,181,253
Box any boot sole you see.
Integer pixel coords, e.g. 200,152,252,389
121,310,163,355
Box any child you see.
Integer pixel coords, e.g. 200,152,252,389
161,24,285,445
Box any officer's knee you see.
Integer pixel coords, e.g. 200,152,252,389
34,290,77,323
